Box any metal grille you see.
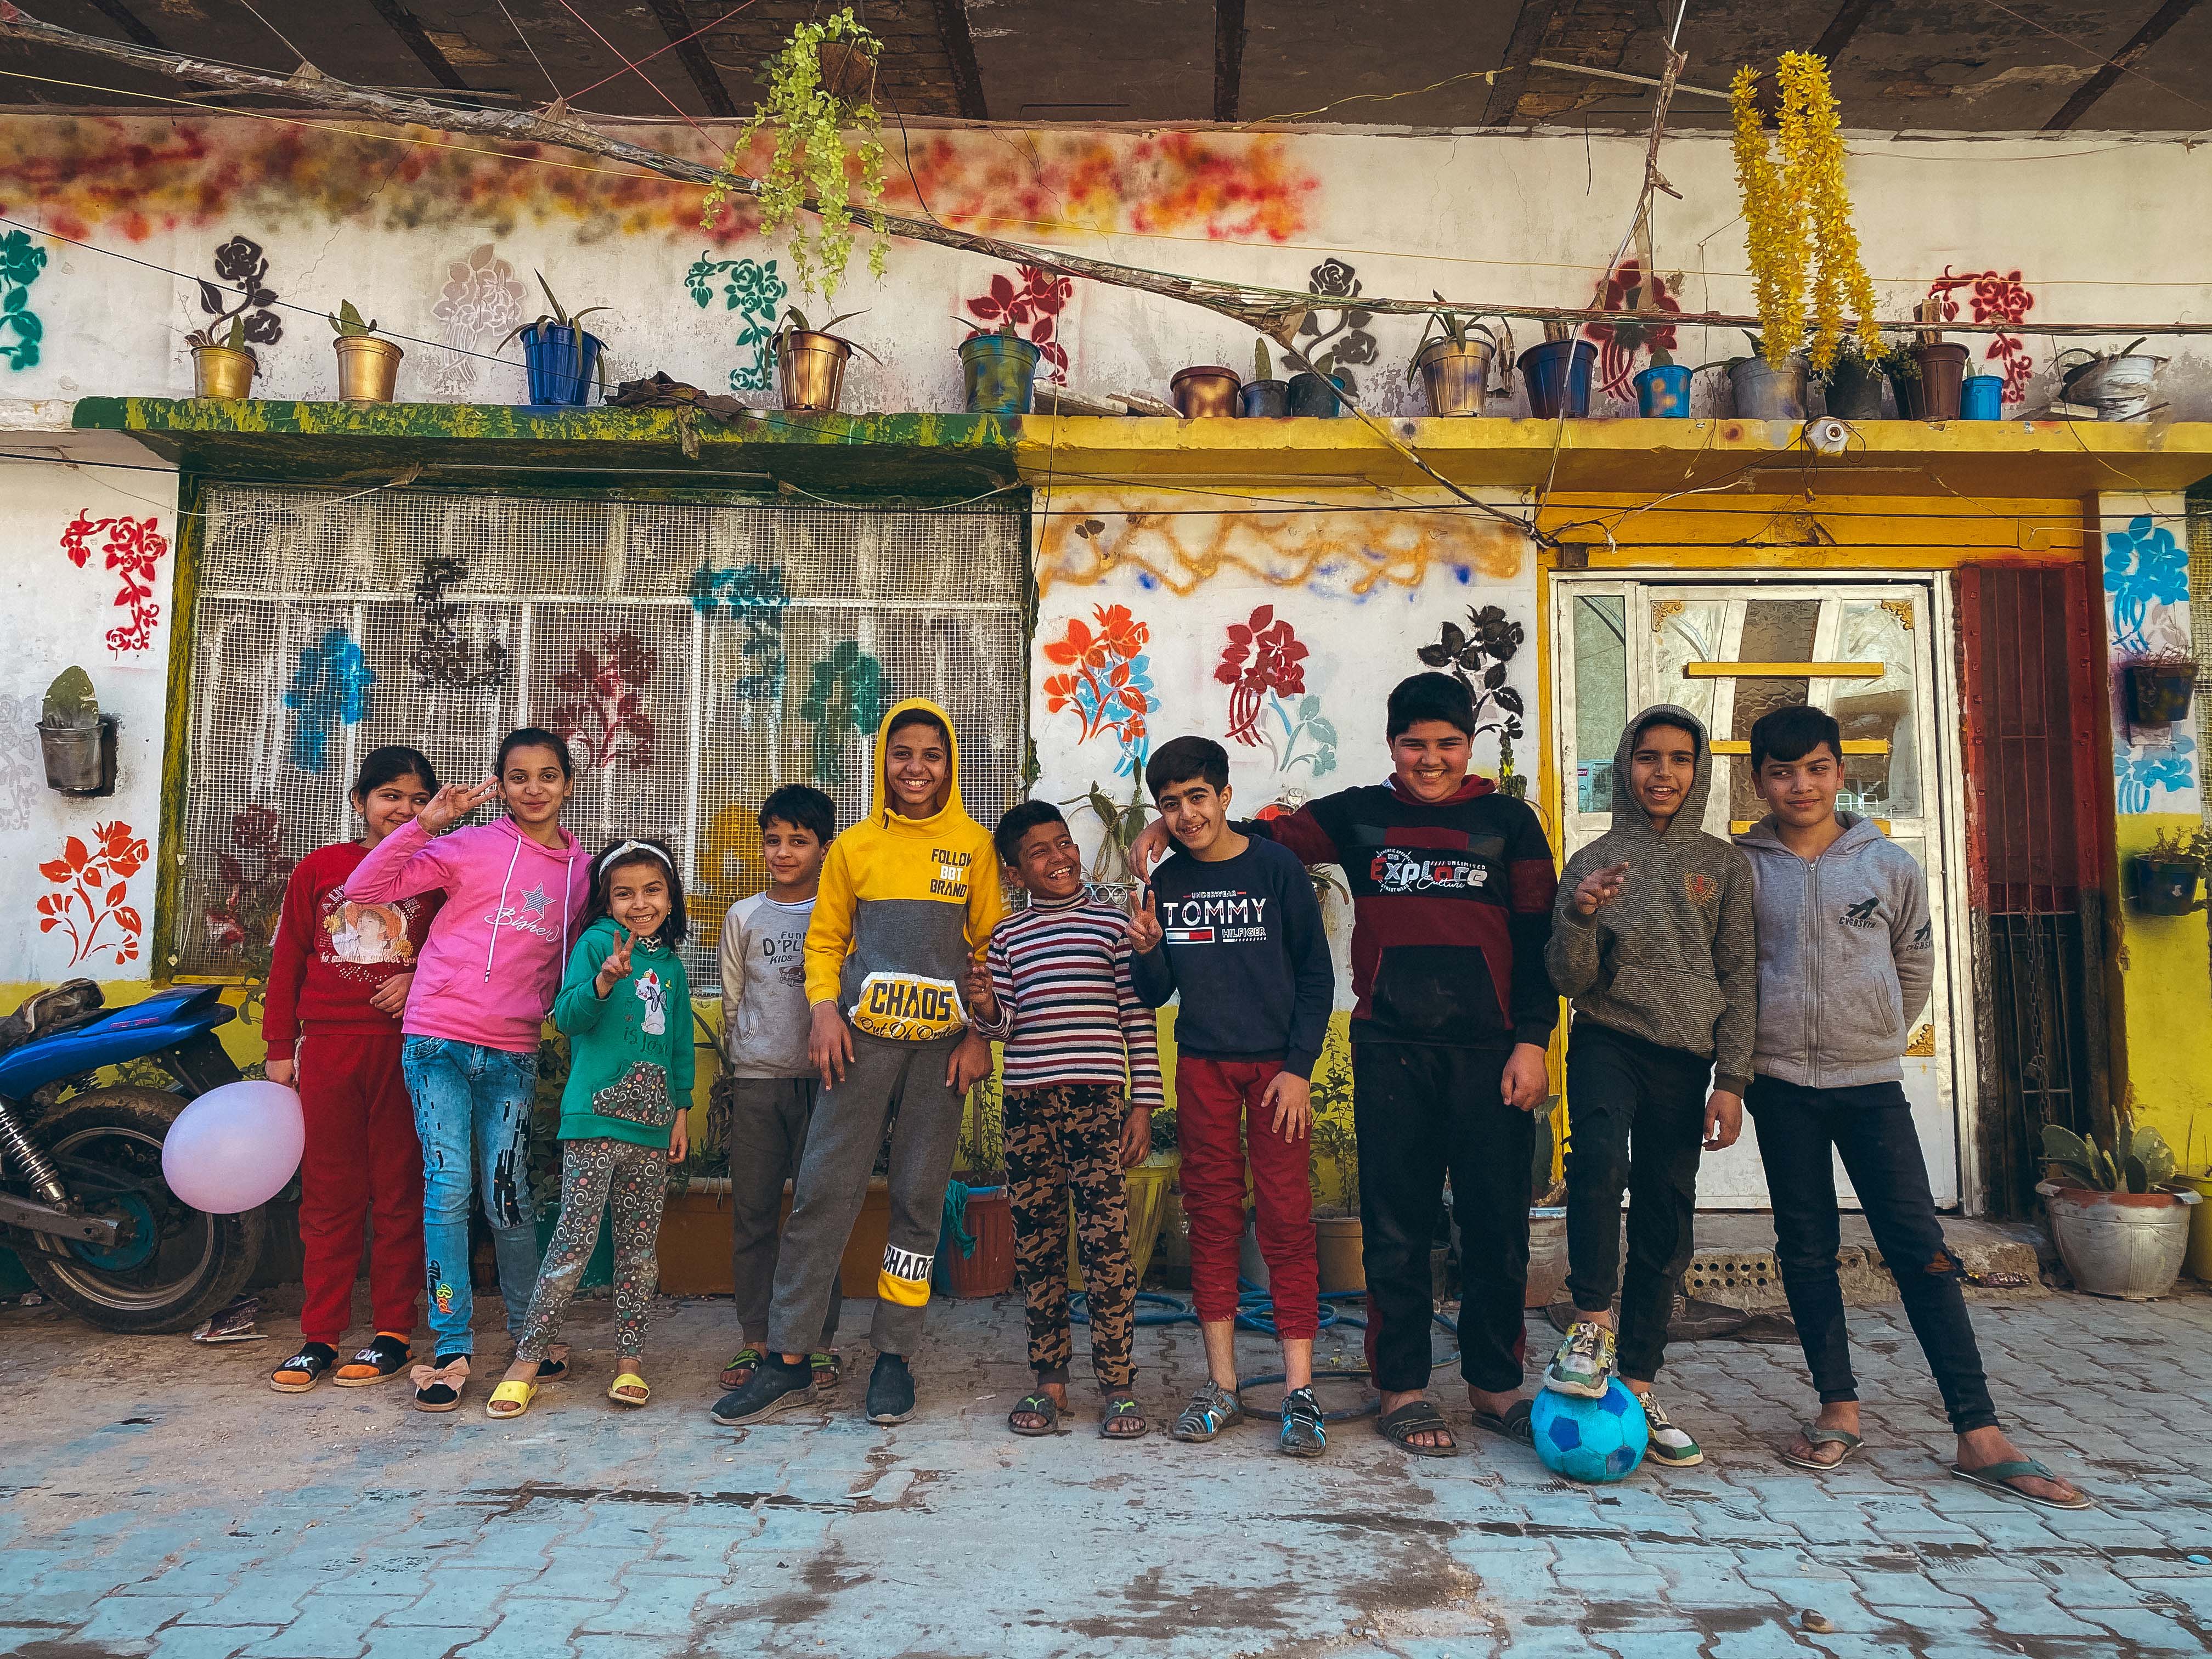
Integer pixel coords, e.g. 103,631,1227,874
2190,492,2212,831
179,485,1026,984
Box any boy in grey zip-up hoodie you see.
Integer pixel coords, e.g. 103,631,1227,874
1542,704,1756,1468
1739,704,2084,1510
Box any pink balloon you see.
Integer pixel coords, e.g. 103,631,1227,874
160,1080,305,1215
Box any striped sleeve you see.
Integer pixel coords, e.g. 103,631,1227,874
1113,927,1165,1110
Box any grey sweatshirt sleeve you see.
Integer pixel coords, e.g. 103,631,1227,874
1710,854,1760,1097
1544,850,1606,998
1892,853,1936,1031
718,901,747,1060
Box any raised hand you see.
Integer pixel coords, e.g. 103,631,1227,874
1126,887,1164,953
1572,861,1632,917
417,777,499,836
594,927,635,997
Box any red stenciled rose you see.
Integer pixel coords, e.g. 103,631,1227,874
1215,605,1308,746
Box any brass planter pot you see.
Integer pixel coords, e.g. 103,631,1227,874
775,329,853,413
334,335,404,403
1169,364,1241,417
1415,337,1496,416
192,345,256,400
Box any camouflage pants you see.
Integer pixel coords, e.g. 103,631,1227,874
1003,1084,1136,1390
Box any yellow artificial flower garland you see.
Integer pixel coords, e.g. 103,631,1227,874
1730,54,1882,371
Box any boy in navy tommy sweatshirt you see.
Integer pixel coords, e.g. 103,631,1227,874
1129,736,1335,1458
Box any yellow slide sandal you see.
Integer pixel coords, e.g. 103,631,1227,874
486,1379,538,1419
608,1373,650,1407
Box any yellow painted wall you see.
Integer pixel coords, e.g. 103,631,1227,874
2109,821,2212,1172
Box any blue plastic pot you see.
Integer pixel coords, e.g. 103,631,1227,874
1518,340,1597,419
1959,374,2003,420
1288,370,1348,416
1635,363,1692,417
521,323,603,406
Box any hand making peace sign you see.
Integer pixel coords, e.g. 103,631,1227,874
416,776,499,836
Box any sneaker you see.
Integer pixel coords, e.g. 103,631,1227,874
1170,1379,1244,1443
710,1355,816,1426
1543,1321,1617,1398
865,1353,916,1425
1639,1392,1705,1468
1279,1386,1327,1459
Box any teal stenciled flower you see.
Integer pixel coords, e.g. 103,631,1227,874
799,641,887,783
2103,515,2188,651
0,228,49,372
284,628,375,775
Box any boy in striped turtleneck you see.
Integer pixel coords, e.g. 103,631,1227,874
967,800,1164,1441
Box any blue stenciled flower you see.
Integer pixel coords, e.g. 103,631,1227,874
284,628,375,774
2103,515,2188,652
2113,733,2197,815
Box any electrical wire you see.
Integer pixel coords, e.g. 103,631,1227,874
547,0,709,138
565,0,763,103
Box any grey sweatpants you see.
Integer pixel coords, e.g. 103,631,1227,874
726,1076,840,1350
767,1030,966,1359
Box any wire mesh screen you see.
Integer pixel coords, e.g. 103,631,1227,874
2191,492,2212,835
180,485,1028,984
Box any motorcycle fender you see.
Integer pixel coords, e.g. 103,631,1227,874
160,1030,243,1097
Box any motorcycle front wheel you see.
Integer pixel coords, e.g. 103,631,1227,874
14,1086,264,1334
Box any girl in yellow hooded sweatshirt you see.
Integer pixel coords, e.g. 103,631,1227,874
710,699,1003,1429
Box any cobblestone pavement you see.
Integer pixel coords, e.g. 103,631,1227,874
3,1283,2209,1658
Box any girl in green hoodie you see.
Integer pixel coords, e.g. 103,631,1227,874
489,839,695,1419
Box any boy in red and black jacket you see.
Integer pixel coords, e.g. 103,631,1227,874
1141,671,1557,1455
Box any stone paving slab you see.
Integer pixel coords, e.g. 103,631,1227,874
3,1283,2209,1657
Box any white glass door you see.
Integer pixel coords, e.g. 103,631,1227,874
1554,580,1959,1208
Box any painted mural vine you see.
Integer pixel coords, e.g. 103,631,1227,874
799,642,887,784
411,554,510,689
964,264,1073,381
690,561,791,697
284,627,376,775
0,227,47,371
1042,604,1155,777
2116,735,2196,814
1415,604,1527,743
195,233,282,351
60,511,170,652
1589,258,1681,400
1295,258,1376,396
38,821,150,968
2104,515,2188,654
1925,266,2036,405
1215,605,1337,777
551,634,658,771
686,253,790,392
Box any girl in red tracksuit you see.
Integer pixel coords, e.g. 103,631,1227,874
266,746,442,1394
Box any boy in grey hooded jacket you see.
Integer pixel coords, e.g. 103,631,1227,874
1738,704,2084,1510
1543,704,1757,1468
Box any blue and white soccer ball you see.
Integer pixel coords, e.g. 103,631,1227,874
1530,1380,1649,1483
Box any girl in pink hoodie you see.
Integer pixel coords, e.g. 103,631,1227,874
348,727,590,1411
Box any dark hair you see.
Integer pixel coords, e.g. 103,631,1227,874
1387,672,1476,739
994,799,1067,866
1749,704,1843,772
497,726,575,780
1145,735,1230,799
759,783,836,844
885,707,950,747
1631,712,1701,753
584,837,689,949
352,744,438,803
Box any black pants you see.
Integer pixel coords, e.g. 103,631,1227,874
1747,1075,2000,1435
1563,1020,1708,1384
1352,1040,1531,1395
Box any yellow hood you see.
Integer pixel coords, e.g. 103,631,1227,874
871,696,966,831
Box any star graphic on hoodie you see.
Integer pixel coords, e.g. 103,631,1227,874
514,884,552,926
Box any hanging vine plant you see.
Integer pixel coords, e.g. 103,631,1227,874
707,8,889,301
1728,52,1881,373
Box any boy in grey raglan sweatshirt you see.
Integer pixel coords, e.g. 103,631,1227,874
1541,704,1757,1468
1736,703,2083,1509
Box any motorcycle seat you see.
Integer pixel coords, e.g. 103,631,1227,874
0,979,106,1057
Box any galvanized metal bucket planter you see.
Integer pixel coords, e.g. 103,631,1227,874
1729,355,1807,420
774,329,853,413
37,714,117,797
2058,344,2167,421
2039,1181,2199,1299
957,331,1041,415
1415,335,1497,417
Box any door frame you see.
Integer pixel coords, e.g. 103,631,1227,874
1544,567,1988,1215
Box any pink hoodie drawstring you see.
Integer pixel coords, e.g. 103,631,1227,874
483,834,522,984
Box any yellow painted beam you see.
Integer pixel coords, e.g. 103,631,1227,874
1685,662,1884,679
1709,738,1889,754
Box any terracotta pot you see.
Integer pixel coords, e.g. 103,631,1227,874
944,1184,1015,1297
193,345,256,400
1899,342,1969,420
1169,364,1241,417
333,335,404,403
1314,1212,1365,1293
775,329,853,413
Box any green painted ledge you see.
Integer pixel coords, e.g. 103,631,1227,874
71,398,1020,495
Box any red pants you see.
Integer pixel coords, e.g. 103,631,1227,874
296,1030,425,1346
1176,1057,1318,1338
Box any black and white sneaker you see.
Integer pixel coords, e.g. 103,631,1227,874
710,1355,816,1426
866,1353,916,1425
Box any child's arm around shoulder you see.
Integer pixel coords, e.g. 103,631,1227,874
1887,842,1936,1028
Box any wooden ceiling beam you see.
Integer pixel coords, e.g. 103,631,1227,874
2043,0,2200,131
365,0,471,92
83,0,157,48
1213,0,1244,122
1811,0,1882,63
929,0,988,120
644,0,737,120
1483,0,1562,125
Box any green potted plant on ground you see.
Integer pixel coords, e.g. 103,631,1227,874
772,305,875,413
328,301,403,403
1306,1028,1363,1292
2134,826,2208,916
2039,1114,2200,1299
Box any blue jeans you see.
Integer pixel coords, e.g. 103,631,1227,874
402,1036,544,1358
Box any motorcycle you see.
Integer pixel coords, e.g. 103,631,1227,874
0,978,263,1333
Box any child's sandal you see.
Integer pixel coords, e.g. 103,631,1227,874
486,1379,538,1419
1099,1396,1148,1440
332,1333,410,1386
608,1372,650,1407
719,1346,764,1390
411,1355,470,1413
1008,1393,1061,1436
810,1351,842,1392
270,1342,337,1393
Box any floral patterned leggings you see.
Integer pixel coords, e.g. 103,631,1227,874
514,1136,668,1364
